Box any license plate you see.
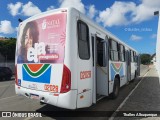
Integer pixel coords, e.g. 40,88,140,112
30,93,39,100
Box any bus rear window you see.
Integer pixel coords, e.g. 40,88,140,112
17,12,67,64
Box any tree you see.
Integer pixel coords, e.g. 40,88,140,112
0,38,16,60
140,54,151,65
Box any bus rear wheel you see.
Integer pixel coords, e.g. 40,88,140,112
110,78,120,99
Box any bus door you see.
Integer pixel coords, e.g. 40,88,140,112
126,50,131,82
92,34,109,104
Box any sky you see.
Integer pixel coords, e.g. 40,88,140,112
0,0,160,54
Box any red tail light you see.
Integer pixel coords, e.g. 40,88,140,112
60,65,71,93
15,65,18,85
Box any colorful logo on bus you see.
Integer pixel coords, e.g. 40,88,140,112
111,63,122,72
110,63,124,81
22,64,51,83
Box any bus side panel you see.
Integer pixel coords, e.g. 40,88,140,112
77,52,92,108
119,62,127,87
77,18,92,108
109,61,126,93
77,90,92,108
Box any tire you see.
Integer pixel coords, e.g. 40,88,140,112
110,77,120,99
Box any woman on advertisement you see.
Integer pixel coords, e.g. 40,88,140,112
17,21,39,63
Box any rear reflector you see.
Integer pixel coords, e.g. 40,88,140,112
80,95,84,99
54,94,59,96
60,65,71,93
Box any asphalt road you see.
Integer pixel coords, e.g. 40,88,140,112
140,64,150,76
113,65,160,120
0,65,150,120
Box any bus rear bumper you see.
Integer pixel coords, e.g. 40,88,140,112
15,85,77,109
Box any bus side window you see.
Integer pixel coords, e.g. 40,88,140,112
92,36,95,66
119,44,125,62
130,50,133,62
134,52,137,62
77,20,90,60
110,39,119,61
109,39,112,60
97,37,106,67
130,50,135,62
97,41,103,66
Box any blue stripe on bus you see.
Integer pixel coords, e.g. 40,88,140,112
111,66,115,81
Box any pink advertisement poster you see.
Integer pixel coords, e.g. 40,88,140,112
17,12,67,63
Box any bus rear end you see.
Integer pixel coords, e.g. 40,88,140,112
15,9,77,109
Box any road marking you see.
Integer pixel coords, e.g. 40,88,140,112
0,84,14,88
0,95,18,101
109,69,150,120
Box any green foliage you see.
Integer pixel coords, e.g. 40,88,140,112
140,54,151,65
0,38,16,60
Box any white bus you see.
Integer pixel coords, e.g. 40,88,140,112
15,7,140,109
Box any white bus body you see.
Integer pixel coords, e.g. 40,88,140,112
15,7,140,109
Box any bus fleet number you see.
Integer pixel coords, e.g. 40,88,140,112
44,84,58,92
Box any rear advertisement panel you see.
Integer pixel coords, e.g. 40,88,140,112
16,12,67,92
17,12,66,64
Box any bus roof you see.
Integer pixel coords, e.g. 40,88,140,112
19,7,138,53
